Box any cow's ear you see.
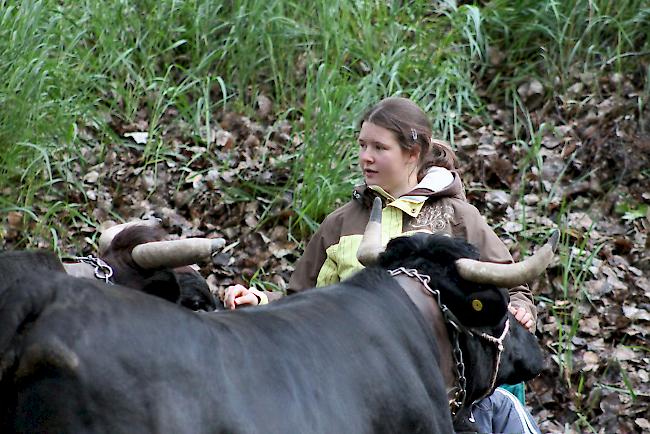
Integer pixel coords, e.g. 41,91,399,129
140,270,181,304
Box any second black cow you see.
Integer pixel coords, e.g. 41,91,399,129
47,220,223,311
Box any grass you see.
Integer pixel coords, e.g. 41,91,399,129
1,0,484,246
3,0,647,243
539,219,604,431
477,0,650,102
476,5,648,414
501,70,638,430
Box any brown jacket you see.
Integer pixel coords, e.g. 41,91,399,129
283,171,536,326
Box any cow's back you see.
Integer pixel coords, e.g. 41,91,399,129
0,268,454,433
0,250,65,288
0,270,213,433
212,270,454,433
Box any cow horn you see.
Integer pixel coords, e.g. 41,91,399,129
98,219,161,255
455,230,560,287
131,238,226,269
356,197,384,266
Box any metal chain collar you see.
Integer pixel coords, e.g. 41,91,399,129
388,266,510,419
71,255,114,284
448,327,467,417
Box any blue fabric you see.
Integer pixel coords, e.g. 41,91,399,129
498,382,525,405
472,388,540,434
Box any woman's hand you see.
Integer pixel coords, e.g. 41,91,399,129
509,304,535,332
224,284,259,310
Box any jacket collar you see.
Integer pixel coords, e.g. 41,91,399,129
353,168,466,217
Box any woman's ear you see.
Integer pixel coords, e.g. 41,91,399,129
408,144,421,164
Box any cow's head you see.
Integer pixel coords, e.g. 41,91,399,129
361,198,553,427
98,223,223,311
378,232,510,327
377,233,546,372
175,266,220,311
376,233,547,430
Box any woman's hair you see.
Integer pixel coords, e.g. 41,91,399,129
359,97,458,180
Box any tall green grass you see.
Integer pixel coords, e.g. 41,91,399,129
498,79,637,430
541,221,604,433
1,0,483,245
477,0,650,99
2,0,647,247
0,1,83,209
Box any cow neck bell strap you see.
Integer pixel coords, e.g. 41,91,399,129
388,267,510,419
68,255,114,284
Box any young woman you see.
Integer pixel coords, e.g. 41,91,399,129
225,97,540,433
225,97,534,332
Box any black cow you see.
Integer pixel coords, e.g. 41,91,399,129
0,233,545,433
58,223,221,311
96,224,220,311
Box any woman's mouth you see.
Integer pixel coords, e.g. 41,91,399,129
364,169,378,177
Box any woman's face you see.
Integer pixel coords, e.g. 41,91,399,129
358,122,418,197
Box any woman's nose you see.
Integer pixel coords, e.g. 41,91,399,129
360,148,373,163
